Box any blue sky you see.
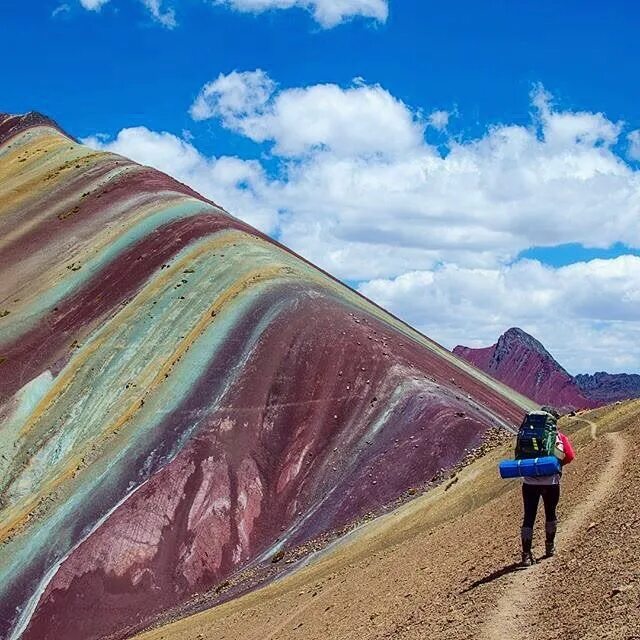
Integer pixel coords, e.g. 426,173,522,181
5,1,640,149
3,0,640,372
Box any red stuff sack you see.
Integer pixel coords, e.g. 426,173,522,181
558,432,575,465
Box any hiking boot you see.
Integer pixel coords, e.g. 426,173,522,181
521,551,536,567
545,521,557,558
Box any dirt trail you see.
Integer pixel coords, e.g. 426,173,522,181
481,431,626,640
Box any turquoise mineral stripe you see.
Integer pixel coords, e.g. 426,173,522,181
0,372,55,487
0,276,298,621
2,234,289,499
0,198,222,345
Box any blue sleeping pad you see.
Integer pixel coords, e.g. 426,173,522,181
499,456,561,479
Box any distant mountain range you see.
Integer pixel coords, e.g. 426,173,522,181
574,371,640,405
453,327,640,410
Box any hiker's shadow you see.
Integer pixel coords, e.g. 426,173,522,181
460,562,523,593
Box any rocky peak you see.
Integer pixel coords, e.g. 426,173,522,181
453,327,591,410
493,327,558,364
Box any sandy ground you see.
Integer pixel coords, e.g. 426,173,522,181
133,400,640,640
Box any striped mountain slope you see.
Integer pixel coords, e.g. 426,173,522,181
0,112,534,640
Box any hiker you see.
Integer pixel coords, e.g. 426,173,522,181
519,406,575,566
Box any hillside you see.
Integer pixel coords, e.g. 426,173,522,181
453,328,592,410
131,399,640,640
0,112,533,640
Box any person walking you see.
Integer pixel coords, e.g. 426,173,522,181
519,407,575,567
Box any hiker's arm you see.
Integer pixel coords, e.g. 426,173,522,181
559,432,575,465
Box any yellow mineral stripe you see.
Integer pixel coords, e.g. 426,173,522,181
0,237,297,543
0,125,64,155
0,132,91,197
0,158,138,254
0,190,196,312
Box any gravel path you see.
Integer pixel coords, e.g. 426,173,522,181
482,431,626,640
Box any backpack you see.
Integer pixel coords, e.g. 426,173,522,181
515,411,558,459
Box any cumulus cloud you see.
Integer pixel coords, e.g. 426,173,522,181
188,73,640,280
190,70,424,157
531,84,622,149
211,0,389,27
76,0,386,27
358,256,640,373
85,77,640,371
190,70,276,123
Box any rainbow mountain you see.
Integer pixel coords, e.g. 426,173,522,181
0,112,533,640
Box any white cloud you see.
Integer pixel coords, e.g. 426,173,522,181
77,0,176,26
190,70,424,157
187,74,640,281
82,127,280,233
141,0,177,28
211,0,389,27
427,110,450,131
52,3,71,17
76,0,386,27
358,256,640,373
79,0,110,9
190,70,276,123
628,129,640,161
531,84,622,150
85,79,640,371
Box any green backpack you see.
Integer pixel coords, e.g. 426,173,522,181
515,411,558,459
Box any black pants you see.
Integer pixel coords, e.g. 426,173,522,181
522,483,560,529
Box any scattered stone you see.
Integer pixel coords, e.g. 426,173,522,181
214,580,230,593
271,550,285,563
610,584,632,597
444,476,459,491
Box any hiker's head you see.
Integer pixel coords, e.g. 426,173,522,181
540,405,560,419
